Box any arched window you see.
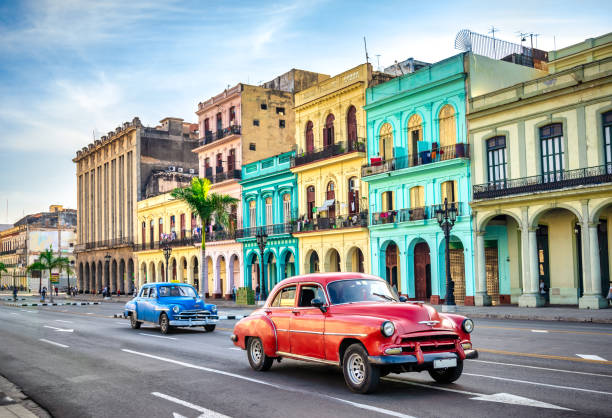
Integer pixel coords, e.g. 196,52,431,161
283,193,292,223
326,182,336,218
407,114,423,164
379,123,394,161
149,220,154,248
438,105,457,148
265,197,273,225
305,121,314,153
249,200,257,228
346,106,357,149
323,114,335,147
141,221,146,245
348,177,359,214
307,186,315,220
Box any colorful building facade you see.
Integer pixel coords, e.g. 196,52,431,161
469,33,612,308
362,53,545,304
291,64,386,276
237,151,298,296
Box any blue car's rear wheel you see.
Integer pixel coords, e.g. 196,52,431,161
130,313,141,329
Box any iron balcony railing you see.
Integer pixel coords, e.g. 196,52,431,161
208,169,241,184
134,227,239,250
236,223,293,239
361,143,469,177
291,140,366,167
75,237,134,252
473,164,612,200
199,125,241,146
205,229,235,242
292,210,368,232
371,202,467,226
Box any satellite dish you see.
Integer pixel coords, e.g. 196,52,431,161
454,29,473,52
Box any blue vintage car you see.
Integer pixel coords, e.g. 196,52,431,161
124,283,218,334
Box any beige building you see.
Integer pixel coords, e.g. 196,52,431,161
73,117,200,294
469,33,612,309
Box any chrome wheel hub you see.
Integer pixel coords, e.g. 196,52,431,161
347,353,365,385
251,340,262,364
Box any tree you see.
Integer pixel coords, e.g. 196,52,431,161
27,247,62,302
171,177,238,296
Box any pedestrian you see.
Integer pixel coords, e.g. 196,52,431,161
12,286,18,302
607,282,612,306
539,279,548,302
232,286,236,302
255,285,260,302
55,286,58,296
41,286,47,302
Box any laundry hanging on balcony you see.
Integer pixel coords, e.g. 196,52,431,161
317,199,335,213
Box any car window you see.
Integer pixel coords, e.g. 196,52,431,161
298,284,325,307
270,290,283,307
327,279,397,304
149,287,157,298
139,288,149,298
158,285,196,297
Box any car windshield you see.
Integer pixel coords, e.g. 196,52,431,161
327,279,398,304
158,285,197,298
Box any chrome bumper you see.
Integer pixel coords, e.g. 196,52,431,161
169,317,218,326
369,349,478,366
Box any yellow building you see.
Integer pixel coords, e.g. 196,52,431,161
469,33,612,309
135,191,203,290
291,64,392,275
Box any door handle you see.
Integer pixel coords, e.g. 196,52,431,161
292,310,300,315
265,309,272,315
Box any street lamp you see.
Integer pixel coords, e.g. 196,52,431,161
163,244,172,282
255,227,268,301
436,198,458,311
104,253,111,297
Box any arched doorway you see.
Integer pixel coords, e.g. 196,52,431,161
180,257,187,283
249,253,260,290
127,258,134,293
307,186,315,220
308,251,319,273
348,177,359,215
158,260,165,282
347,105,357,149
84,263,90,293
266,252,277,294
346,247,364,273
325,248,341,272
407,113,423,166
78,263,84,291
192,257,199,291
283,251,296,278
111,259,118,292
140,262,147,287
323,114,335,147
217,255,226,298
148,261,156,283
228,254,239,295
305,121,314,153
326,181,336,219
206,257,214,295
119,259,126,294
414,241,431,301
379,123,394,161
171,258,177,281
440,236,466,305
384,242,399,291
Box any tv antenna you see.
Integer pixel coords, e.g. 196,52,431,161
517,31,539,50
363,36,369,64
375,54,381,71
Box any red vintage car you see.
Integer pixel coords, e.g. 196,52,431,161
231,272,477,393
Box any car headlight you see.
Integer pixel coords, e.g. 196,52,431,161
211,306,217,314
172,305,180,314
462,318,474,333
381,321,395,337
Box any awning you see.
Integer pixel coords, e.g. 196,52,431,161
317,199,335,212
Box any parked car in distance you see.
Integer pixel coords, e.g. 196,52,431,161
231,273,477,393
124,283,218,334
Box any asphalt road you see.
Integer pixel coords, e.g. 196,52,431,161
0,300,611,418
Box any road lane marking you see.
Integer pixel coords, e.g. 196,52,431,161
471,359,612,378
151,392,231,417
55,320,73,324
530,330,548,333
463,373,612,396
43,325,74,333
478,348,612,365
577,354,607,361
10,313,18,315
39,338,69,348
138,333,177,340
382,377,571,410
123,349,416,418
478,325,612,336
228,347,241,351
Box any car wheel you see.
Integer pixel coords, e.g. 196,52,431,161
159,313,171,335
342,343,380,394
247,337,273,371
130,313,141,329
204,324,216,332
428,359,463,383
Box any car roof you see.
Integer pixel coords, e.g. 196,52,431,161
145,283,193,288
277,272,383,286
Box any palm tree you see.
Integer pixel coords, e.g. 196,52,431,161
171,177,238,296
27,247,62,302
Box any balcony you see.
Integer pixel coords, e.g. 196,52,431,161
206,169,241,184
292,209,368,233
205,229,235,242
371,202,467,226
135,230,201,252
361,143,469,178
0,249,17,256
236,223,293,239
199,125,241,146
74,237,134,252
473,164,612,200
291,140,366,168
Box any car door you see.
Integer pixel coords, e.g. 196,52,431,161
135,287,149,321
266,285,296,354
145,286,158,322
290,283,326,359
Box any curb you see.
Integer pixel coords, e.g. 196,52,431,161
1,298,27,301
5,302,100,307
466,312,612,324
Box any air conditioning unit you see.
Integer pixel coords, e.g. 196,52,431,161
177,167,184,173
189,168,195,174
168,166,176,172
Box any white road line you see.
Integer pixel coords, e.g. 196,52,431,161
86,312,94,315
116,322,126,325
39,338,69,348
471,359,612,378
576,354,607,361
151,392,231,417
55,320,73,324
43,325,73,332
530,329,548,333
10,313,18,315
463,373,612,395
138,333,178,340
228,347,241,351
123,349,416,418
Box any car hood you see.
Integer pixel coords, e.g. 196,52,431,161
331,302,454,334
162,297,214,310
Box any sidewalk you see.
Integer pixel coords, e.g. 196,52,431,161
0,375,49,418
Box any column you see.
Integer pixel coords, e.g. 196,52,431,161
213,256,221,297
429,238,441,304
474,231,491,306
579,223,608,309
177,259,184,283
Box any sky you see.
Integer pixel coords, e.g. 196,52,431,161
0,0,610,224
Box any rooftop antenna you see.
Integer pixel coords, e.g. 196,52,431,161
363,36,369,64
375,54,381,71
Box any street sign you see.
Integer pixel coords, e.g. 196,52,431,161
50,273,59,284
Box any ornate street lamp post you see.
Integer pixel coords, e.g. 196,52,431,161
104,253,111,298
436,198,458,311
163,244,172,282
255,227,268,301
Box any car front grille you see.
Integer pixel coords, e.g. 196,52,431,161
174,310,218,320
400,333,459,353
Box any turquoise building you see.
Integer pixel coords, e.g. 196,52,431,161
362,53,543,305
237,151,298,294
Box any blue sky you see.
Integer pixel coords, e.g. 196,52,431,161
0,0,610,223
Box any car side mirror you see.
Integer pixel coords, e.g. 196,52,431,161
399,296,408,302
311,298,327,313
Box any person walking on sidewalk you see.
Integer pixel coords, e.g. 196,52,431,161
41,287,46,302
607,282,612,306
12,286,17,301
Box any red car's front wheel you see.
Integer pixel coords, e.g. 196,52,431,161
342,343,380,393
